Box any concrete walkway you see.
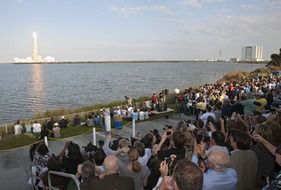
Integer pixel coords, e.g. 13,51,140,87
0,114,190,190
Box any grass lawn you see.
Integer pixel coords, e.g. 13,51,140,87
0,125,101,150
60,125,93,137
0,133,38,150
0,110,175,150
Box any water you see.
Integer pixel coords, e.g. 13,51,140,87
0,62,264,124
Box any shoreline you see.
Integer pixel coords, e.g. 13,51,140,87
0,65,278,135
9,60,268,64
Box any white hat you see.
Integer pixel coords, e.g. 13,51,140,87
61,116,65,119
54,122,59,126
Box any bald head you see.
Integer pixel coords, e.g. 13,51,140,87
103,155,119,175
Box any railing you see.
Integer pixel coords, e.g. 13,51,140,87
48,171,80,190
29,164,80,190
29,164,42,188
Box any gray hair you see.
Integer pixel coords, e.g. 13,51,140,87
81,161,96,180
207,146,229,171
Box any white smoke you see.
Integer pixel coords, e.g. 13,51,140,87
14,57,33,63
44,56,55,62
14,32,56,63
14,56,55,63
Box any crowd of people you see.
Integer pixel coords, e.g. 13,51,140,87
28,73,281,190
14,91,168,139
14,116,69,139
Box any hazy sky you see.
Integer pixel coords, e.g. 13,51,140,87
0,0,280,62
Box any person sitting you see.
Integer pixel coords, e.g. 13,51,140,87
59,116,68,128
93,150,106,176
73,114,81,126
32,121,42,134
203,146,238,190
14,120,23,135
79,161,97,189
81,155,135,190
53,122,61,138
46,117,54,130
25,120,32,133
33,142,52,168
40,157,68,190
86,115,94,127
58,141,84,175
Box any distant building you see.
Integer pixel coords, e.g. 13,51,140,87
230,58,239,63
241,46,263,62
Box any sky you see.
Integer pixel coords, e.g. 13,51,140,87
0,0,280,62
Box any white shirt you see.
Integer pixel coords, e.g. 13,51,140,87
116,109,121,115
200,112,216,126
53,126,61,138
14,124,23,135
32,123,42,133
138,148,152,166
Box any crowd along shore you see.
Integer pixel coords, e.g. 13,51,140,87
0,65,280,150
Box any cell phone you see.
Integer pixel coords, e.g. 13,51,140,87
164,157,172,165
167,131,171,135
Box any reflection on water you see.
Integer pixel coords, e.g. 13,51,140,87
29,64,46,113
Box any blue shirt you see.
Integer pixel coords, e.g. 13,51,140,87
203,168,238,190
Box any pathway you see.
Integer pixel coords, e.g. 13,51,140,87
0,114,190,190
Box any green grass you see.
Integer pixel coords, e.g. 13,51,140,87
60,125,93,137
0,125,102,150
0,133,38,150
0,111,175,150
0,94,176,150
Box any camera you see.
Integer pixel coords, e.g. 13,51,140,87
164,157,172,165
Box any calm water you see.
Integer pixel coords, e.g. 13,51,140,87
0,62,264,124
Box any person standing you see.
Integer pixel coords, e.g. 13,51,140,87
203,146,238,190
151,93,158,111
229,129,258,190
